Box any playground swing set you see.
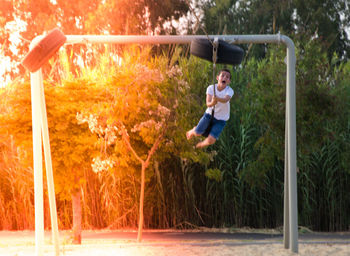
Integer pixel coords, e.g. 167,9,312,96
21,28,298,256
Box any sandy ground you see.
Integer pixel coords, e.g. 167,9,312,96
0,230,349,256
1,242,350,256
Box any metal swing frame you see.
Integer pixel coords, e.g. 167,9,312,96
29,33,298,256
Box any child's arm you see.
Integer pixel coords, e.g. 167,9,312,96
206,94,217,107
214,95,231,103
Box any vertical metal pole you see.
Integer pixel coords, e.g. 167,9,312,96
283,107,290,249
39,81,60,256
31,70,44,256
286,39,298,253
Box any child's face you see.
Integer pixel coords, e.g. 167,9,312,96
217,71,231,86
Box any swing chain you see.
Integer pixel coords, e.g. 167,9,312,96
212,38,219,65
212,38,219,98
203,37,218,137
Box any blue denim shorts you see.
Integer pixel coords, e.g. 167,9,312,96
195,113,227,139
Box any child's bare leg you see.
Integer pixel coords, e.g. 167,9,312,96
186,127,200,140
196,135,216,148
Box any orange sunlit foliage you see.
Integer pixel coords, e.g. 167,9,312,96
0,45,211,235
72,46,213,240
0,134,34,230
1,0,189,85
76,53,171,240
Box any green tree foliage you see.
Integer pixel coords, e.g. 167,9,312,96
202,0,293,35
205,39,350,231
235,38,349,182
293,0,350,60
201,0,350,60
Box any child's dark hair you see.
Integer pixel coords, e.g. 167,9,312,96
219,68,231,79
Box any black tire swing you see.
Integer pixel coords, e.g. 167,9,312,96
190,38,244,137
21,28,67,72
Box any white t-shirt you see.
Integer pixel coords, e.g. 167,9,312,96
205,84,234,121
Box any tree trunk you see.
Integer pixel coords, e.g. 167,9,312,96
119,123,164,242
137,163,146,242
72,189,82,244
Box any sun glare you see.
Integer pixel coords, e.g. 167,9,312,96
0,55,13,88
0,17,27,87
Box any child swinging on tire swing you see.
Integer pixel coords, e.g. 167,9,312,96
186,68,233,148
